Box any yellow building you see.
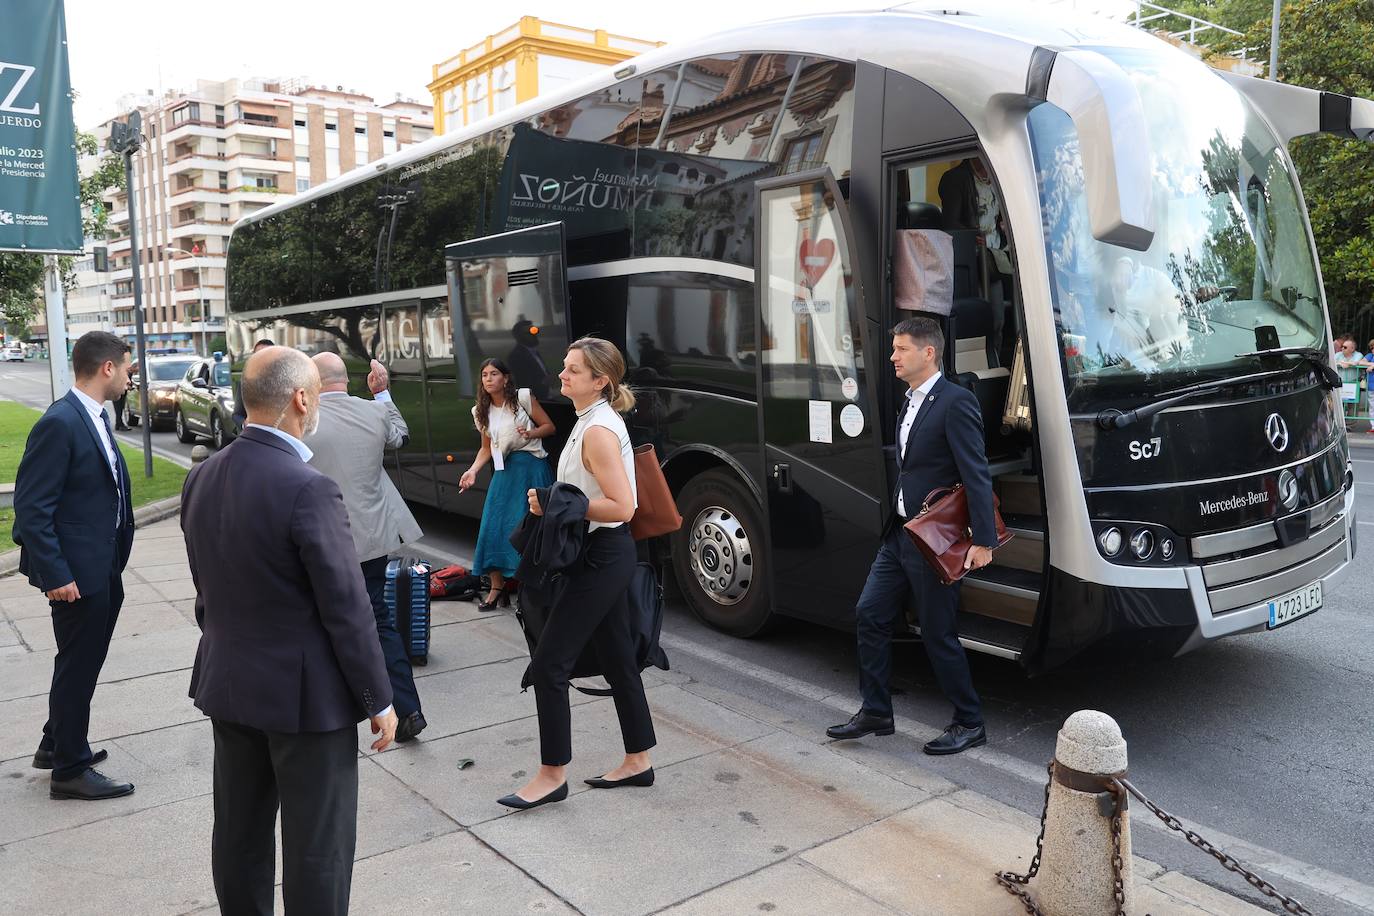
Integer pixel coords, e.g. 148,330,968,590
428,16,662,135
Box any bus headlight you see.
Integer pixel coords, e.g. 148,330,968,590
1098,527,1123,557
1130,529,1155,560
1160,538,1175,561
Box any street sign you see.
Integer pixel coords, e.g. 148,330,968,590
0,0,82,254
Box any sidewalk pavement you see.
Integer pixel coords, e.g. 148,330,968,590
0,517,1268,916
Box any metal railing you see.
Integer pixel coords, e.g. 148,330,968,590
1126,0,1255,63
1338,363,1373,433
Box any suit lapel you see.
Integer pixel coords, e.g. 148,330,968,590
64,391,118,491
901,375,943,469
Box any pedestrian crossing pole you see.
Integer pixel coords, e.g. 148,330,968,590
108,111,154,479
42,254,70,399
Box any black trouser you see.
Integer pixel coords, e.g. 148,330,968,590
529,525,656,767
855,526,982,728
39,559,123,781
210,719,358,916
360,556,421,718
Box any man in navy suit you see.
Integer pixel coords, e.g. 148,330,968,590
827,316,997,755
182,345,396,916
13,331,137,799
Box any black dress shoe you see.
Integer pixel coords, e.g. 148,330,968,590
50,768,135,800
922,723,987,756
394,711,428,744
826,711,896,740
497,782,568,810
33,747,107,770
584,767,654,789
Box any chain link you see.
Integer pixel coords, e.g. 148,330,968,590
996,766,1316,916
1113,777,1314,916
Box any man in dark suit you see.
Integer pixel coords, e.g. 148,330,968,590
827,316,997,755
182,345,397,915
13,331,137,799
230,337,275,435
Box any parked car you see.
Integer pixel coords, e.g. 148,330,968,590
174,357,237,449
2,344,26,362
125,354,200,429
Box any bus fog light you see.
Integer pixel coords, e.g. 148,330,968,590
1130,529,1155,560
1160,538,1175,560
1098,527,1123,557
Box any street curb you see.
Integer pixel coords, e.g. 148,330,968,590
0,495,181,580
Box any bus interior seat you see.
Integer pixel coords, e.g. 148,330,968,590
898,201,943,230
953,333,1014,459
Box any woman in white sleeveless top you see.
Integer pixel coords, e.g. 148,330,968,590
498,337,656,810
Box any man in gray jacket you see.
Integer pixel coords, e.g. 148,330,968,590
307,352,428,742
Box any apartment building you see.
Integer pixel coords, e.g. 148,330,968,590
97,77,433,351
428,16,661,135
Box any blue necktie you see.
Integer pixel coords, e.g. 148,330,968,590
100,409,123,529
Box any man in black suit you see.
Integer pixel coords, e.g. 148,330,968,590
230,337,275,435
827,316,997,755
13,331,137,800
182,345,397,916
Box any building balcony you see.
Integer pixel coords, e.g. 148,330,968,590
165,156,227,177
170,223,233,241
227,121,290,140
233,156,293,173
107,235,131,254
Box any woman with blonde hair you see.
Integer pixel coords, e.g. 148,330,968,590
498,337,656,810
460,358,555,609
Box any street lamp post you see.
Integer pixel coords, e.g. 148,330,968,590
107,112,154,479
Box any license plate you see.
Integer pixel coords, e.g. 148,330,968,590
1267,581,1322,629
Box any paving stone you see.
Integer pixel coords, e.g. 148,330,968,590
126,541,187,565
431,597,492,625
0,626,198,702
1139,871,1270,915
354,755,460,859
347,830,577,914
120,581,170,608
1,590,55,621
800,791,1045,916
372,682,775,828
9,598,190,654
0,719,213,846
132,562,193,583
408,616,529,679
0,669,202,763
151,578,199,602
0,576,39,599
471,730,927,916
0,794,219,916
659,858,899,915
0,621,21,649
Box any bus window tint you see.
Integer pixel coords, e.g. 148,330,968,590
380,304,423,376
422,297,455,379
625,273,756,397
455,252,566,401
226,206,314,312
768,59,857,178
661,55,801,161
529,75,642,144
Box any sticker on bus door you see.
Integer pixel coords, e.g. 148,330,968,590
808,400,832,443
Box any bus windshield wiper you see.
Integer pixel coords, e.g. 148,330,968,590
1094,362,1308,431
1232,345,1343,390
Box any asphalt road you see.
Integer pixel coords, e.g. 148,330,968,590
5,357,1372,912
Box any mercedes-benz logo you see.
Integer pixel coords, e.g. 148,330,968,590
1264,413,1289,452
1277,469,1300,512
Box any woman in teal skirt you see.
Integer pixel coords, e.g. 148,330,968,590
460,358,555,609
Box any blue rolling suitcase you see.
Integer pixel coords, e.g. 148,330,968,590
384,557,432,666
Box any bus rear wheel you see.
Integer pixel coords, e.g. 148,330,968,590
671,469,772,637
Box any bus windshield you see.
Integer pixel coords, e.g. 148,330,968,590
1029,47,1324,411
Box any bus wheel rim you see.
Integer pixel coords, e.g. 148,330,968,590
688,505,752,607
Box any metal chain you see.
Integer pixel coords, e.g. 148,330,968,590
1113,777,1314,916
996,765,1314,916
995,760,1054,915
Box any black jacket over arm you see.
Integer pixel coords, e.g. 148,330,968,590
181,427,392,734
892,375,997,547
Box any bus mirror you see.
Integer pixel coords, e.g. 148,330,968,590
1042,49,1156,252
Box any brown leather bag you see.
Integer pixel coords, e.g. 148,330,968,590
629,443,682,541
902,483,1013,585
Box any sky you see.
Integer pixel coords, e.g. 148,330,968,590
64,0,1135,130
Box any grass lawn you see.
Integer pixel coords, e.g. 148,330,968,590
1,400,186,553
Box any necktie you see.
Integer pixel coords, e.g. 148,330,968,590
100,409,123,529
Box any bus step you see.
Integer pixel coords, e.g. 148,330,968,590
996,513,1045,574
995,473,1043,516
955,611,1029,658
960,565,1040,628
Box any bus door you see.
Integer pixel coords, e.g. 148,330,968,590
378,297,439,506
754,169,887,624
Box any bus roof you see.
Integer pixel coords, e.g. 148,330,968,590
239,2,1166,229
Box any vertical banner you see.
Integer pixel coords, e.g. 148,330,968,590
0,0,82,253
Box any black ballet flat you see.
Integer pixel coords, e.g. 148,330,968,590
584,767,654,789
497,781,568,810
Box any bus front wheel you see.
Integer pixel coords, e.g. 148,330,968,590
671,469,773,637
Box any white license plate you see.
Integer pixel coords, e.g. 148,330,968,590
1267,581,1322,629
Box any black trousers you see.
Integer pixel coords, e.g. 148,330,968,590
210,719,358,916
39,559,123,780
855,526,982,727
529,525,656,766
360,556,421,718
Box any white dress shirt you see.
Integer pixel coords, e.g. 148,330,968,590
245,420,392,719
896,371,942,517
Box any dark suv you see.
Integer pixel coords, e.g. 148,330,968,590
174,357,238,449
125,354,200,429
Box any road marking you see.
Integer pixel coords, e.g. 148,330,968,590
659,630,1374,913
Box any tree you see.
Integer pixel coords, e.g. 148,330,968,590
0,131,126,328
1138,0,1374,336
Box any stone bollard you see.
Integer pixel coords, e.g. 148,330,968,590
1035,710,1133,915
190,445,210,465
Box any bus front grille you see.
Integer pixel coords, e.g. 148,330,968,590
1194,510,1349,614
